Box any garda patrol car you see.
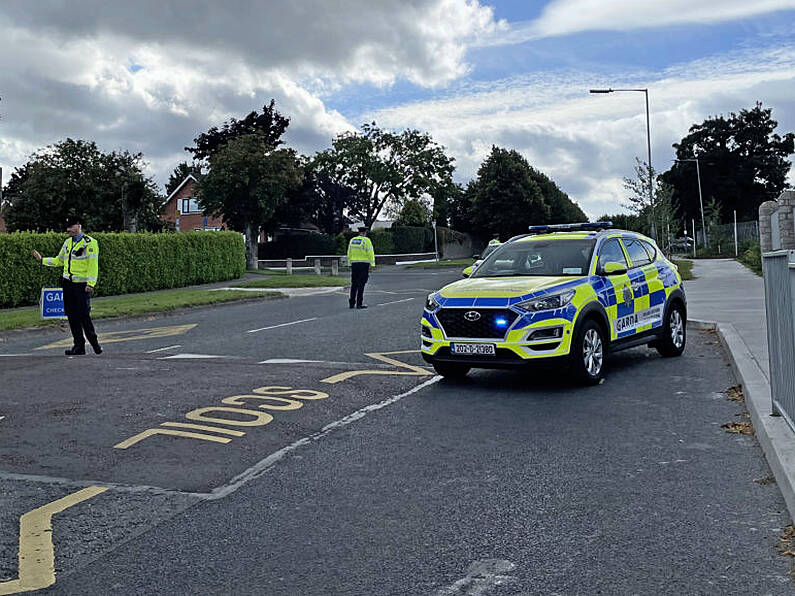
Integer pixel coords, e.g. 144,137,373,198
462,240,501,277
420,222,686,384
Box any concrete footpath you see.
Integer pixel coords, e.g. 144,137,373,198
686,258,795,522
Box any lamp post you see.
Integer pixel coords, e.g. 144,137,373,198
674,158,707,248
590,87,654,240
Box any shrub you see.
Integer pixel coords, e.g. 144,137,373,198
259,234,337,259
391,225,433,253
0,231,245,308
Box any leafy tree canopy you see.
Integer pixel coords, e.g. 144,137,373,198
394,198,430,227
312,122,455,229
659,102,794,223
186,99,290,162
277,163,357,236
3,138,165,233
450,147,585,239
198,133,302,268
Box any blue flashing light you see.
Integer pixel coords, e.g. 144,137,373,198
495,317,509,327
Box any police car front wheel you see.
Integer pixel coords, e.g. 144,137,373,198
655,301,686,357
571,319,606,385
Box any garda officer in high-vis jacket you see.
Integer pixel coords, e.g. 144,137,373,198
33,216,102,356
347,228,375,309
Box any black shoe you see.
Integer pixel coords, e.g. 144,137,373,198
349,303,355,309
65,347,86,356
356,304,368,309
91,342,103,355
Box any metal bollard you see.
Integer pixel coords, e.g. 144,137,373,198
331,259,339,276
286,258,292,275
314,259,322,275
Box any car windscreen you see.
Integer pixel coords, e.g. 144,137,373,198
471,239,595,277
480,244,499,259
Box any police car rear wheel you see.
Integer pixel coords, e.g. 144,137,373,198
572,319,605,384
432,362,471,379
656,302,686,357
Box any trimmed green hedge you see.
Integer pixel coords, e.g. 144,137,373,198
0,231,245,308
259,234,337,259
391,225,434,253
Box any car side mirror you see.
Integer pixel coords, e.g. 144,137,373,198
472,254,480,259
600,261,627,276
462,266,472,278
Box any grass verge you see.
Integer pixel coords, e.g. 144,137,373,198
0,289,280,333
247,268,288,276
231,275,349,288
406,258,475,269
671,259,694,280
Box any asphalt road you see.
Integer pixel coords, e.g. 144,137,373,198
0,267,792,595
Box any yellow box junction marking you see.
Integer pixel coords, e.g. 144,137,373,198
0,486,107,595
320,350,432,384
114,386,328,449
35,324,197,351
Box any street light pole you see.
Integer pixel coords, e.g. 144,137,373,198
674,158,707,248
590,87,655,241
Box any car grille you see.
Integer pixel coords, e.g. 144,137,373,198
436,308,518,339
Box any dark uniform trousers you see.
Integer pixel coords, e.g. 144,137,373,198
349,262,370,308
61,278,98,349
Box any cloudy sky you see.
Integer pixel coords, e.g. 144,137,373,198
1,0,794,219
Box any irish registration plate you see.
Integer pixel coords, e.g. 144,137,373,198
451,343,495,355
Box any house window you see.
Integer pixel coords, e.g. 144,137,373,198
180,198,201,213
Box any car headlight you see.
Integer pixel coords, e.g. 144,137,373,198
425,293,440,311
516,289,576,312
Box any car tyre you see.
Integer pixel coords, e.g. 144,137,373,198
571,319,606,385
655,301,686,357
432,362,471,379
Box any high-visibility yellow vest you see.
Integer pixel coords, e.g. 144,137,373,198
347,235,375,265
43,235,99,286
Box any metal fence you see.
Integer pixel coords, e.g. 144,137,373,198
762,250,795,430
695,220,759,250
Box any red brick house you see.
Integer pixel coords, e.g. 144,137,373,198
161,175,225,231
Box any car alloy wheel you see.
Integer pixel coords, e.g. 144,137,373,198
670,309,684,349
583,328,603,377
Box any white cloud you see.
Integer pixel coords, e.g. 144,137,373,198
486,0,795,44
366,46,795,220
0,0,502,188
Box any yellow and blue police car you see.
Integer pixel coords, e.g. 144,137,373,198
462,240,501,277
420,222,686,384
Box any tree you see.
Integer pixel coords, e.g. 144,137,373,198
526,166,587,223
597,212,642,231
274,162,358,236
660,102,794,223
186,99,290,161
3,139,165,232
165,161,203,196
312,122,455,229
197,133,302,269
464,146,550,239
394,198,430,227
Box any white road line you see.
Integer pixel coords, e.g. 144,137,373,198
159,353,230,360
258,358,327,364
0,354,32,357
377,298,415,307
208,375,441,500
0,416,5,422
146,344,182,353
246,317,318,334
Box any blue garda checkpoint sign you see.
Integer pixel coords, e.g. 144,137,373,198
41,287,67,319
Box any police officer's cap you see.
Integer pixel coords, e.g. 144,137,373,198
65,216,82,228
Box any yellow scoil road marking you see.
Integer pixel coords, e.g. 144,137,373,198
320,350,432,384
35,324,197,350
0,486,107,595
